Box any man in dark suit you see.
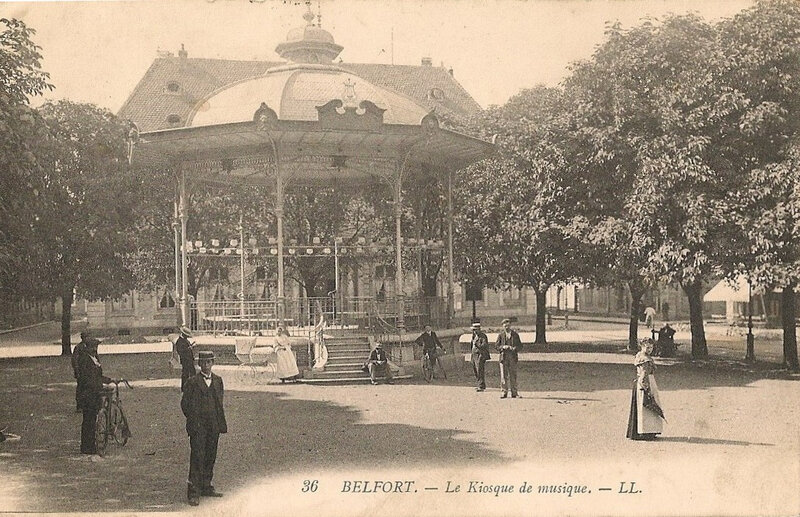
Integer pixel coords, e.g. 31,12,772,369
181,351,227,506
76,338,112,454
175,326,196,392
366,342,394,385
495,318,522,398
415,324,447,379
470,322,490,392
71,331,90,412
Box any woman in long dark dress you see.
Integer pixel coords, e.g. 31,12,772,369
626,338,665,440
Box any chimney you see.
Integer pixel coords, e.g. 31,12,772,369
178,44,188,59
421,56,432,66
448,67,453,76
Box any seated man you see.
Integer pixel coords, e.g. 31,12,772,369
366,342,393,385
415,324,447,379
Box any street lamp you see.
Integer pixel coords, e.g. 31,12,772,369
745,278,755,362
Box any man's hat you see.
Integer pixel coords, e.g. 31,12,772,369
471,322,481,329
501,318,511,325
197,350,215,361
374,342,383,347
179,326,192,337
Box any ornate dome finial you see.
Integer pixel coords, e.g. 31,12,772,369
275,2,343,64
303,5,315,26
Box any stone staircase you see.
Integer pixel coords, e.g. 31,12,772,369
301,335,410,384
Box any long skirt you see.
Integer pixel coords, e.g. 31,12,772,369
275,347,300,380
626,375,664,440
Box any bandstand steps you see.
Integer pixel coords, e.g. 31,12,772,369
302,336,405,383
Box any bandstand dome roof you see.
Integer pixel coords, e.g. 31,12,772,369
189,64,431,127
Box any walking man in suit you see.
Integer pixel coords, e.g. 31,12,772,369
495,318,522,398
175,326,196,392
181,351,227,506
470,322,490,392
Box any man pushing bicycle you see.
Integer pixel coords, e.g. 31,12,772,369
415,324,447,380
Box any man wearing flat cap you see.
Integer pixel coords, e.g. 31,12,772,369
470,322,490,392
495,318,522,398
175,326,196,392
181,350,227,506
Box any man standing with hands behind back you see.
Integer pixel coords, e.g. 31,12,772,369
181,351,227,506
495,318,522,398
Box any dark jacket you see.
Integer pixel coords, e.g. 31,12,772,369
368,347,389,363
71,341,88,379
415,331,442,352
495,329,522,363
175,335,196,389
181,372,227,436
76,352,112,411
471,330,490,361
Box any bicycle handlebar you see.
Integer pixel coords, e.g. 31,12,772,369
109,379,133,389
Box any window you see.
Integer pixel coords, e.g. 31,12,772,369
157,288,176,309
166,81,181,93
166,114,181,125
502,287,522,306
428,87,445,100
110,293,134,313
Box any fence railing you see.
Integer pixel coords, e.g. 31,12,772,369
189,295,448,335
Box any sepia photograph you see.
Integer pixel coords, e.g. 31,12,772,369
1,0,799,515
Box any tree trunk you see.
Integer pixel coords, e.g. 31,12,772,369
780,285,800,372
534,288,547,345
628,282,645,351
60,289,74,356
682,280,708,359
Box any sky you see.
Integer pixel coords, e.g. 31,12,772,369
3,0,754,113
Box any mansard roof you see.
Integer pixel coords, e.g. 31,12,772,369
119,56,483,132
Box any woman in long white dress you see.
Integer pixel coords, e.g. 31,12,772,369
626,338,665,440
274,326,300,382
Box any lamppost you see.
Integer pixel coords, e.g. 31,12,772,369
745,278,756,362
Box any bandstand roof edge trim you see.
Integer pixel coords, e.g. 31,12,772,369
132,119,495,185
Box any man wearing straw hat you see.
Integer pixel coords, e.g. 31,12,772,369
175,326,196,392
470,322,490,392
181,350,227,506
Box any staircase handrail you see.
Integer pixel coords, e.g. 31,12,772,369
311,305,329,370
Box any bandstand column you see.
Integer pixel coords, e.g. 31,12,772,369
393,171,405,330
275,164,286,325
179,164,189,327
447,168,455,327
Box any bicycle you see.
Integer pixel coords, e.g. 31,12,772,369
421,348,447,382
95,379,132,456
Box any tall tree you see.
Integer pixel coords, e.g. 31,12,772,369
719,0,800,371
24,101,136,354
0,18,53,309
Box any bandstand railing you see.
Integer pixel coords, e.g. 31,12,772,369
189,295,448,336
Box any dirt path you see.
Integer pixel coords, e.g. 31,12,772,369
0,351,798,516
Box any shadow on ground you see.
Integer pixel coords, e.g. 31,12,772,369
0,354,501,513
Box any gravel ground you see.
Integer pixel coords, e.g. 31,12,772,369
1,349,798,516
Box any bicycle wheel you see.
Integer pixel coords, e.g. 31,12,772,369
94,407,108,456
110,404,130,446
422,356,433,382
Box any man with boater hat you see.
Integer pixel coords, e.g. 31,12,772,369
181,350,227,506
495,318,522,398
470,322,490,391
175,326,196,391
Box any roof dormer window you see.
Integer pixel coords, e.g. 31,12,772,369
165,81,181,94
166,114,182,126
428,88,445,100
